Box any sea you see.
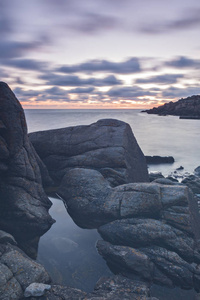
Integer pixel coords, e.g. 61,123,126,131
24,109,200,299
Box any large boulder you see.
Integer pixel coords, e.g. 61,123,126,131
0,82,54,256
58,168,160,228
96,182,200,291
29,118,149,187
59,167,200,291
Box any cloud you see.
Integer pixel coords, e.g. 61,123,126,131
135,74,184,85
161,86,200,98
0,39,48,60
40,74,122,86
68,87,95,93
164,56,200,69
3,58,48,71
69,12,119,34
57,57,141,74
140,9,200,34
106,86,156,98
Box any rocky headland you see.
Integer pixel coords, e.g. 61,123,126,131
1,82,200,300
142,95,200,118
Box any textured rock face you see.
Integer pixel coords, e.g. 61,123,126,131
182,175,200,194
29,118,149,187
58,168,160,228
27,277,157,300
59,167,200,291
0,237,50,300
97,182,200,291
142,94,200,117
0,82,54,255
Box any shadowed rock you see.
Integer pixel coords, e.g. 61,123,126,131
58,168,160,228
29,118,149,187
0,235,50,300
0,82,54,256
59,167,200,291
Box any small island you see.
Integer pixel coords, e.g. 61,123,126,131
142,95,200,119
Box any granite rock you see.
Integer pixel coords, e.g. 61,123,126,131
0,82,54,256
29,118,149,187
0,241,50,300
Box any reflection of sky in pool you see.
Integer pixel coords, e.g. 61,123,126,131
37,197,112,292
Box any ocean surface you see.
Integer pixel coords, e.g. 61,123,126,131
24,109,200,297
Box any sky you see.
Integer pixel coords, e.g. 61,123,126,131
1,0,200,109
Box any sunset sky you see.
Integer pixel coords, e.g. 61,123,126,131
1,0,200,108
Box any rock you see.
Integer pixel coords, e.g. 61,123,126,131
152,178,179,185
182,175,200,194
142,95,200,117
27,284,87,299
0,82,54,256
165,176,179,183
149,171,164,182
0,230,17,245
146,156,174,164
29,118,149,187
98,218,195,262
26,277,157,300
58,169,161,228
87,275,156,300
0,242,50,300
94,182,200,291
24,283,51,297
176,166,184,170
195,166,200,177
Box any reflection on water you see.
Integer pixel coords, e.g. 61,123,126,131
37,198,112,292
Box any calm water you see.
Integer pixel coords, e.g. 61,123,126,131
25,109,200,295
25,109,200,176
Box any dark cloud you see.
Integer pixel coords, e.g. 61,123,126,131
164,56,200,69
135,74,184,85
106,86,156,98
3,59,48,71
58,57,141,74
40,74,122,87
140,9,200,34
0,39,48,60
161,86,200,98
68,87,95,93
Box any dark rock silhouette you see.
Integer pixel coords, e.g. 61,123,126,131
0,82,54,257
146,156,174,164
142,95,200,117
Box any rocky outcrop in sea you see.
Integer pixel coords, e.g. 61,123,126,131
142,95,200,117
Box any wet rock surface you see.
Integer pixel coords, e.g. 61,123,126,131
29,118,149,187
0,82,54,256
